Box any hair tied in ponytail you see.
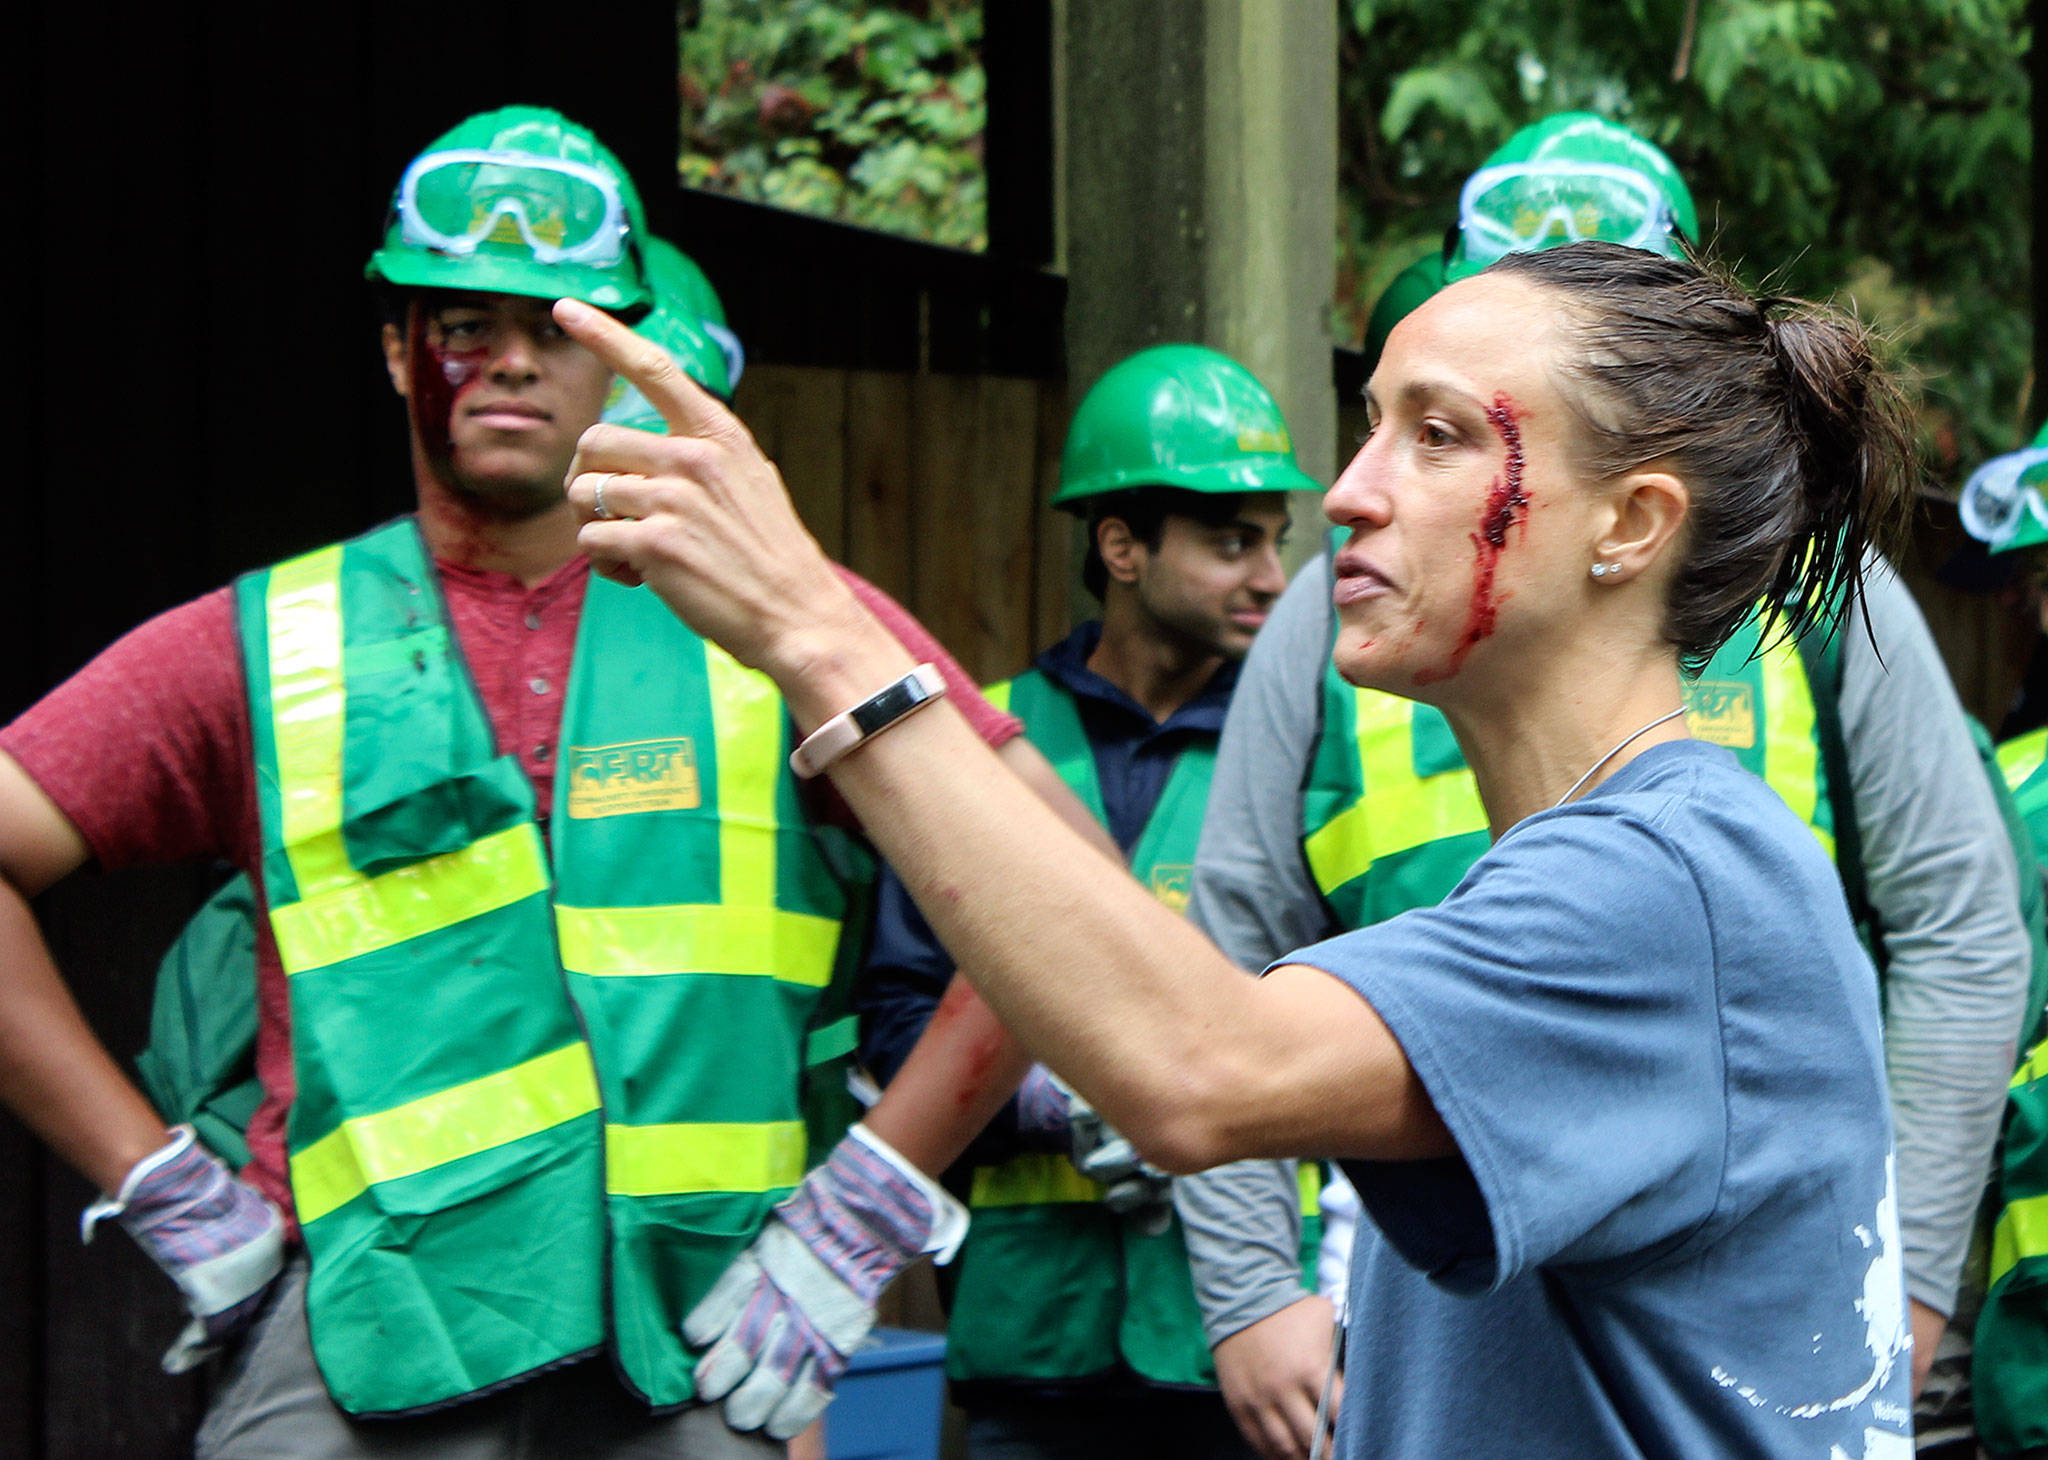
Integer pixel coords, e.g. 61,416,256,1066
1488,242,1915,669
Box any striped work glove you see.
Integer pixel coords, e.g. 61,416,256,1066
684,1124,966,1440
1017,1065,1175,1236
81,1125,285,1373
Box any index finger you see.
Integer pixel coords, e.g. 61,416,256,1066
553,297,740,442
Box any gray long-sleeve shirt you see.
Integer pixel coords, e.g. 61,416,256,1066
1177,551,2031,1342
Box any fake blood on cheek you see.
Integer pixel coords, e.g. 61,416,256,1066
1415,392,1530,686
406,305,490,469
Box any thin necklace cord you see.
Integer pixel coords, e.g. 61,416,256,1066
1552,706,1688,810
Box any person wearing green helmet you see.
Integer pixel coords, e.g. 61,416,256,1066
1443,110,1697,283
1173,116,2031,1460
0,103,1105,1459
1359,249,1446,377
640,235,747,390
1958,424,2048,1459
1353,114,1691,381
853,343,1316,1458
602,239,739,423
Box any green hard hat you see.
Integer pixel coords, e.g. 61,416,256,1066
1363,249,1448,374
1446,112,1697,283
602,309,733,429
366,105,651,314
643,237,728,327
640,237,745,390
1053,345,1320,510
1960,423,2048,554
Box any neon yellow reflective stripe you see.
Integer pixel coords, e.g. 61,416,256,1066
1989,1190,2048,1289
555,903,840,985
1296,1163,1319,1212
1304,692,1486,893
604,1120,806,1196
1754,641,1834,860
1999,727,2048,795
265,545,355,899
290,1041,599,1225
971,1153,1101,1207
2013,1037,2048,1090
273,824,550,974
707,645,780,907
985,679,1013,715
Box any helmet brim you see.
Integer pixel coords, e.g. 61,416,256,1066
366,246,650,316
1051,455,1322,510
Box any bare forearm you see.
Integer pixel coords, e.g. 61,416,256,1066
864,977,1034,1174
0,882,167,1191
861,737,1120,1175
791,643,1250,1161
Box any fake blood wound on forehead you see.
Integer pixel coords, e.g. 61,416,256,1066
1415,392,1530,686
405,303,491,470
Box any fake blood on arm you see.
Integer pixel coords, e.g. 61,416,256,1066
1416,392,1529,686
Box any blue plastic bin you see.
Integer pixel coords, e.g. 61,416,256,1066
824,1326,948,1460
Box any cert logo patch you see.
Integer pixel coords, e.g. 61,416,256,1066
1149,865,1192,913
1683,681,1756,748
567,738,701,819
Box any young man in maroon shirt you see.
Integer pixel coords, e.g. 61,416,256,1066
0,107,1082,1458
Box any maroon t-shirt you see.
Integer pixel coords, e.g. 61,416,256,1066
1,550,1017,1224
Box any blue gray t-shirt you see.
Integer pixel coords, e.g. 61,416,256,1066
1291,740,1912,1459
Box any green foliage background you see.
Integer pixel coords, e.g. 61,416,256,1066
677,0,986,251
1339,0,2033,480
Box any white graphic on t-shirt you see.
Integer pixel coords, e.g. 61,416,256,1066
1706,1154,1910,1458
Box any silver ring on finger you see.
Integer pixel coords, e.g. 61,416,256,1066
593,472,616,520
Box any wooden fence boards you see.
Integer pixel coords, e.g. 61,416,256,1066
735,366,853,562
1034,385,1079,654
905,373,986,678
844,373,918,608
735,364,1070,684
967,376,1049,681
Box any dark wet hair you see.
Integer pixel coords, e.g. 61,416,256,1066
1489,241,1916,668
1081,488,1250,599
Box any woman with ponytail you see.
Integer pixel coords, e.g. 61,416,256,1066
551,240,1923,1458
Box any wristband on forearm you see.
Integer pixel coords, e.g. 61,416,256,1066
789,664,947,778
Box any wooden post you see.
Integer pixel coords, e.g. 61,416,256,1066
1201,0,1340,556
1058,0,1339,612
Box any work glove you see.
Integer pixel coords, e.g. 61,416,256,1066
80,1125,285,1373
684,1123,967,1440
1016,1065,1176,1236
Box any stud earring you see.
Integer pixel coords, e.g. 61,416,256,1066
1590,562,1614,579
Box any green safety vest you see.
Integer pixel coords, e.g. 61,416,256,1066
233,519,867,1416
136,872,262,1173
943,667,1319,1389
1977,727,2048,1454
1303,613,1842,930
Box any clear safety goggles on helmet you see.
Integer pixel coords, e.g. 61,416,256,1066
1457,160,1678,269
1959,446,2048,549
397,148,630,268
